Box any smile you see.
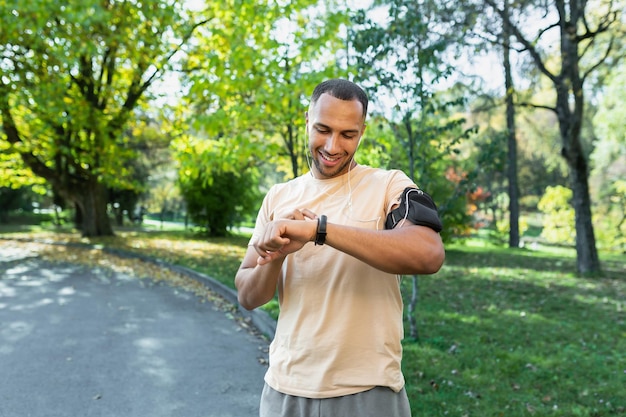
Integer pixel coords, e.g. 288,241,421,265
320,153,340,162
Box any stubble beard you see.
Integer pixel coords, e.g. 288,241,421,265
311,149,354,179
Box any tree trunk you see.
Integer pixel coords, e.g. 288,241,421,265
286,124,300,179
72,180,114,237
503,0,520,248
570,165,599,274
557,124,601,274
53,205,62,226
555,101,600,273
483,0,607,274
407,275,419,341
556,22,601,275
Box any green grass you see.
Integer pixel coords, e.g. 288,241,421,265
1,225,624,416
402,244,624,416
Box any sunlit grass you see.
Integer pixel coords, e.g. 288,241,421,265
404,245,625,416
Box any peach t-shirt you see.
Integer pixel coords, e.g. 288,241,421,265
250,164,415,398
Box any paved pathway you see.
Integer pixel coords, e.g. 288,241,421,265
0,242,269,417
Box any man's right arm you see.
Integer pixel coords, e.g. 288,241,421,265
236,208,318,310
235,245,285,310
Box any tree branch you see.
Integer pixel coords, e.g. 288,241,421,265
0,81,58,183
136,17,215,103
577,8,618,42
483,0,557,84
582,35,615,83
112,17,215,132
516,101,558,115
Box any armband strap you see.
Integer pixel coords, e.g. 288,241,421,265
384,187,443,232
315,215,327,245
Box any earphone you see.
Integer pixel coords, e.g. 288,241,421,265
304,134,381,227
396,188,420,228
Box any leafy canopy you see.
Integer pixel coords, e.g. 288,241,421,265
0,0,198,191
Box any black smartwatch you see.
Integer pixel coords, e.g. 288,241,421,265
315,215,327,246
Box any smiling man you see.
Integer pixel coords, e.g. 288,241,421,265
235,79,445,417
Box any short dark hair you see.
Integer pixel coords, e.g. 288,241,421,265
310,79,368,118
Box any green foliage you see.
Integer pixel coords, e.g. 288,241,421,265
350,1,477,241
351,0,462,95
181,170,259,237
183,0,348,180
477,0,623,273
593,179,626,252
109,118,175,224
496,214,529,242
538,186,575,245
0,0,201,235
1,0,185,181
382,94,477,241
461,126,544,244
515,106,569,197
0,187,30,223
354,116,396,169
0,144,46,192
174,134,261,237
592,67,626,171
590,67,626,252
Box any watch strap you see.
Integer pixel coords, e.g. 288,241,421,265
315,215,327,246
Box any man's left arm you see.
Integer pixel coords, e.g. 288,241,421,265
324,219,444,275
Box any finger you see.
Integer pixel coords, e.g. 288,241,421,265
254,236,290,258
291,209,305,220
253,245,268,258
257,253,274,265
299,208,318,220
257,254,270,265
256,248,285,265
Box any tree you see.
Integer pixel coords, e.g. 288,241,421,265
0,0,207,236
174,134,261,237
182,0,349,180
501,0,521,248
350,0,476,339
480,0,624,273
109,117,174,226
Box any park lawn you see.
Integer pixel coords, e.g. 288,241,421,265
401,245,624,416
1,227,624,416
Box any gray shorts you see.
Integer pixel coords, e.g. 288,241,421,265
259,383,412,417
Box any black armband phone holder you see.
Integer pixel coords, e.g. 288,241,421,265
384,187,443,232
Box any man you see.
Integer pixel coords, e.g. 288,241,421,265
235,79,445,417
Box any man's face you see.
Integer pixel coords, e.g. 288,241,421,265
306,93,366,179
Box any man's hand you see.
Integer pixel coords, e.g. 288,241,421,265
253,208,319,265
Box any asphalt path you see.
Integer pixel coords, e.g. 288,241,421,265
0,242,269,417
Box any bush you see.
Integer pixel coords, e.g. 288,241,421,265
180,169,260,237
537,185,575,245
